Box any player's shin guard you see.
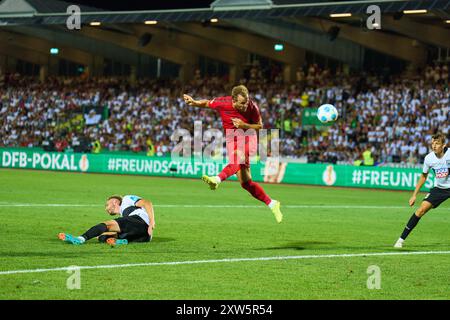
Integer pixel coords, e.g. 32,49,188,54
241,180,271,205
81,223,108,241
218,163,241,181
400,212,421,240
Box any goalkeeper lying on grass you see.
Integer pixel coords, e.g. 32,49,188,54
58,195,155,247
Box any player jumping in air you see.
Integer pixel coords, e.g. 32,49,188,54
394,133,450,248
183,85,283,223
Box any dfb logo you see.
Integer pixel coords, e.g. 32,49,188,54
66,5,81,30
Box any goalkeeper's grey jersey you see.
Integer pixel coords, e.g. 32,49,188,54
423,148,450,189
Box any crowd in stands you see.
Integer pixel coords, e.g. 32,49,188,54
0,61,448,165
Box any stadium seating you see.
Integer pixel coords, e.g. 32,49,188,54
0,63,448,165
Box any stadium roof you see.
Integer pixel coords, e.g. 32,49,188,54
0,0,449,25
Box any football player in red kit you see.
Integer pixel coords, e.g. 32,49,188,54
183,85,282,223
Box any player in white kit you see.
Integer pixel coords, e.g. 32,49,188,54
394,133,450,248
59,195,155,246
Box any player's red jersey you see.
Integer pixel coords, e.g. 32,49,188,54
208,96,261,167
208,96,261,131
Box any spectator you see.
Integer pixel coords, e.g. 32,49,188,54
0,64,448,165
84,109,101,126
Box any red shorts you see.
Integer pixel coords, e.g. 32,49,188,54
226,135,258,168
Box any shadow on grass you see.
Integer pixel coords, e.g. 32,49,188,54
254,241,336,251
0,238,177,258
51,236,176,245
0,251,106,258
149,237,176,243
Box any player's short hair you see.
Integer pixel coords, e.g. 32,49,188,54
231,85,249,101
107,195,122,204
431,133,446,144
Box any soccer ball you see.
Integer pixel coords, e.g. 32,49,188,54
317,104,338,123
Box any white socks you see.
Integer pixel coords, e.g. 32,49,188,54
77,236,86,243
268,200,277,209
394,238,404,248
213,176,222,184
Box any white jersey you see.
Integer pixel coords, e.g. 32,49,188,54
119,195,150,225
423,148,450,189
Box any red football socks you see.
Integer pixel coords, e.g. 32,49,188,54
241,180,271,205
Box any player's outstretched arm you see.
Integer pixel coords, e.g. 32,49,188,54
409,172,428,206
183,94,210,108
136,199,156,230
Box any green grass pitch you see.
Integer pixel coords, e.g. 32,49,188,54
0,168,449,300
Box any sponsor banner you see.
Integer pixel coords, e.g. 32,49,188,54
1,148,88,172
103,156,229,178
0,148,434,191
280,163,434,191
0,148,231,179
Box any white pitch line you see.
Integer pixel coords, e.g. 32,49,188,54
1,251,450,275
0,204,100,207
0,203,418,209
157,205,413,209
